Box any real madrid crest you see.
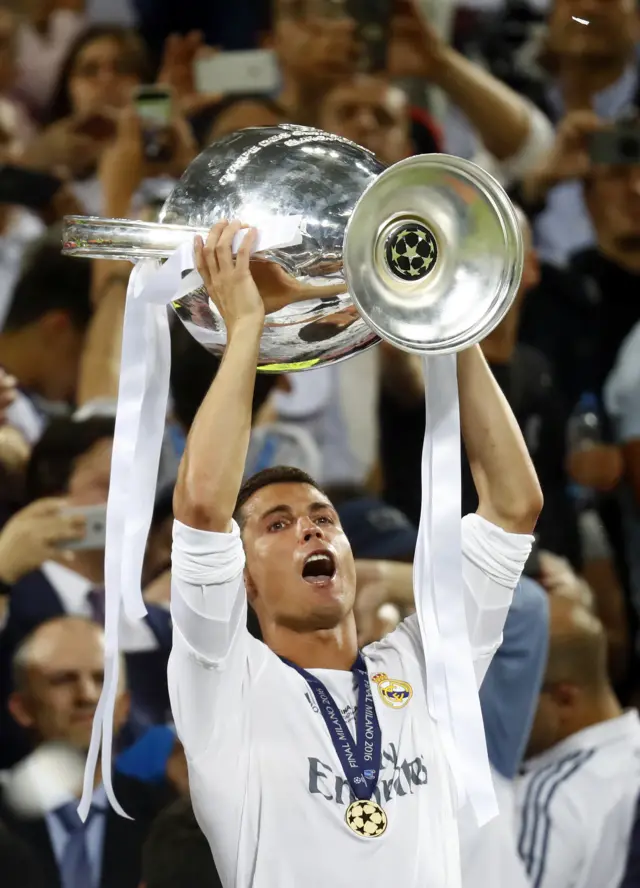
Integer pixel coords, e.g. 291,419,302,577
345,799,388,837
371,673,413,709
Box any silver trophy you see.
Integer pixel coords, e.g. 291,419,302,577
62,124,523,371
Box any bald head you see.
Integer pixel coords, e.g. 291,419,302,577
9,616,128,752
12,617,104,691
545,596,609,692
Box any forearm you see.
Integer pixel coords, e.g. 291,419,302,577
76,267,129,406
433,47,531,161
457,346,542,533
173,321,262,531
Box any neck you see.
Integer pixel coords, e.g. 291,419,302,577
55,550,105,585
597,242,640,275
278,75,326,127
0,331,41,391
565,688,623,741
265,615,358,671
557,56,630,110
480,313,519,365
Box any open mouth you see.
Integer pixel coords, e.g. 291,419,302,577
302,550,336,585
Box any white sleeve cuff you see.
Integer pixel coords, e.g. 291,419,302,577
462,513,534,589
172,518,245,586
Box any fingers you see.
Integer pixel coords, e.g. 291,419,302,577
195,220,225,289
216,221,244,274
195,221,257,290
24,497,69,517
235,227,257,272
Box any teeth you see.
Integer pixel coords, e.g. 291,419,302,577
307,553,328,563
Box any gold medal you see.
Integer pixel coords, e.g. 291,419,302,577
345,799,388,837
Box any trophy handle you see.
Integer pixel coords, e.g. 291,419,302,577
62,216,210,261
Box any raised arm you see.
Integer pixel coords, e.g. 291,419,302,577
458,345,542,534
173,221,263,532
168,222,265,759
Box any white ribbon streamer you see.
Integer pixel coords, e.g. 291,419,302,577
78,217,303,821
416,354,497,827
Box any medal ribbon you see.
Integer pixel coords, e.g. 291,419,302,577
281,654,381,801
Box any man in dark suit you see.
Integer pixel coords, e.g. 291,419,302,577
0,416,173,767
1,616,174,888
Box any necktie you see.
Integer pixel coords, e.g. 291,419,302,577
54,801,97,888
87,587,105,626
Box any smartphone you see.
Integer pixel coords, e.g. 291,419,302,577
0,165,62,211
194,50,280,96
133,85,174,163
57,504,107,552
347,0,392,73
589,123,640,165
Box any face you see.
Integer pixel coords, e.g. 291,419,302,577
320,75,412,165
585,164,640,261
273,1,358,90
241,482,357,633
10,622,128,752
546,0,638,62
526,688,562,758
67,438,113,507
39,314,86,403
67,35,141,118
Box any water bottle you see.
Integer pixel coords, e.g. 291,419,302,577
567,392,602,508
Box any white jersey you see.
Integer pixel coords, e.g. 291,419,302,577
168,513,532,888
516,711,640,888
460,769,530,888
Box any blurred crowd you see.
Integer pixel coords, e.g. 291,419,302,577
0,0,640,886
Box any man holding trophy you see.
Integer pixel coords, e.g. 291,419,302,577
63,127,542,886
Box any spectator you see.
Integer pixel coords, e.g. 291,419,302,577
22,26,152,213
0,416,173,767
1,616,173,888
514,0,640,264
516,594,640,888
0,242,92,456
141,796,222,888
15,0,86,116
0,819,45,888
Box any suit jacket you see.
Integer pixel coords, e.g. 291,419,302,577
0,772,175,888
0,569,172,768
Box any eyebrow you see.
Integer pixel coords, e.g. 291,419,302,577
259,501,334,523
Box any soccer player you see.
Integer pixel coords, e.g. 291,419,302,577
168,220,542,887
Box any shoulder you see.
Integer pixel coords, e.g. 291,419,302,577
518,748,599,821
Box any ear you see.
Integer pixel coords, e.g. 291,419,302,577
8,691,35,730
244,566,258,605
552,682,580,709
40,310,72,336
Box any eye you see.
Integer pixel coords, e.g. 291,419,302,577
316,514,334,525
268,519,287,532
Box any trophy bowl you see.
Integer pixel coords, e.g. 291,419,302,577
62,124,523,372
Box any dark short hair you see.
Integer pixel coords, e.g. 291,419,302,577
3,243,92,333
234,465,324,527
141,798,222,888
25,416,115,501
